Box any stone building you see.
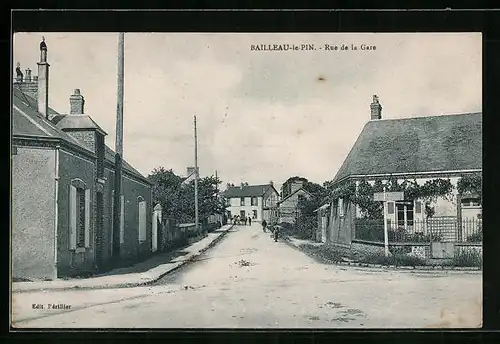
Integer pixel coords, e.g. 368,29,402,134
11,37,153,281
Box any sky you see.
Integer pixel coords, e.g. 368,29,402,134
13,33,482,192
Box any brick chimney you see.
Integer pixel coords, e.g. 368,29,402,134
290,180,304,194
370,95,382,120
13,62,38,99
70,89,85,114
37,36,50,119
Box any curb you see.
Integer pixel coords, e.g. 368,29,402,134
282,236,482,273
13,225,234,294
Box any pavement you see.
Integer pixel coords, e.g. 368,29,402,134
11,224,234,293
11,222,482,328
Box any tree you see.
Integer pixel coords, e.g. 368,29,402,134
148,167,225,223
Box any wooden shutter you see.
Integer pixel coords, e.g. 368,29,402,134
69,185,77,250
84,188,91,247
138,201,147,242
120,195,125,244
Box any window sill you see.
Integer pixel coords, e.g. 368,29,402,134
75,247,86,253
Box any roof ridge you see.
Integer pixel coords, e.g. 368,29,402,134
371,111,481,122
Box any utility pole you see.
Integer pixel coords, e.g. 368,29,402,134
113,32,124,260
194,115,199,234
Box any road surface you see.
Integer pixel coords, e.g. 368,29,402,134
12,223,482,328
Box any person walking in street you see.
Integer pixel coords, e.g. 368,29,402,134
244,216,248,226
262,219,267,232
248,216,252,226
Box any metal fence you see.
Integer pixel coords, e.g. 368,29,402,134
354,217,482,244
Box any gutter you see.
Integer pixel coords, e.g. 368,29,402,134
54,145,60,277
332,169,482,186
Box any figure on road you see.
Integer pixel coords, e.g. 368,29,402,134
244,216,248,226
248,217,252,226
262,219,267,232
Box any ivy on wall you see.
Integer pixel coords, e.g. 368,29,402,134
456,172,482,199
326,176,464,219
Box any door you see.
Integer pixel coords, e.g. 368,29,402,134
321,216,327,243
95,192,104,269
240,210,246,218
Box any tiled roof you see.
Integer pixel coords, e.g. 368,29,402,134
278,187,312,204
53,114,107,135
223,184,274,198
332,112,482,184
12,86,149,183
13,87,84,146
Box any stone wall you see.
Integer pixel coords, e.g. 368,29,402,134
12,147,56,280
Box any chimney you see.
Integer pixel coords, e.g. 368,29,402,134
270,180,274,186
290,180,304,194
37,36,50,119
370,95,382,120
240,182,244,189
25,68,32,82
70,89,85,114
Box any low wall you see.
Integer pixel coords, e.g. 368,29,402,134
351,239,482,260
352,240,431,259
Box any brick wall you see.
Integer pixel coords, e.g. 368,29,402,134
12,147,56,280
57,149,96,277
105,169,153,264
66,131,96,153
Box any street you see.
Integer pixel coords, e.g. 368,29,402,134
12,223,482,328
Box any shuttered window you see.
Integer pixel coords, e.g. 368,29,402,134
138,199,147,242
120,195,125,244
387,201,395,215
415,200,422,214
69,182,90,250
69,185,77,250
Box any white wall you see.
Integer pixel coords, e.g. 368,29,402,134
227,196,263,220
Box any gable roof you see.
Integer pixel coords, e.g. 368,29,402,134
278,187,313,204
223,184,277,198
12,86,149,184
332,112,482,184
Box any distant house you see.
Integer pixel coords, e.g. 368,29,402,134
319,95,482,247
277,179,313,224
223,182,279,223
11,38,153,281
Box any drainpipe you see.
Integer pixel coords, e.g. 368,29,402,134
54,145,60,278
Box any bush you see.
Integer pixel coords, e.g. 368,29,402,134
299,243,346,263
466,231,483,242
360,252,427,266
451,249,482,267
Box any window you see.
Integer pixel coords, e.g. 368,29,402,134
240,197,245,206
396,202,414,227
253,210,257,219
69,180,90,250
461,198,481,207
251,197,258,206
120,195,125,244
338,198,344,217
138,197,147,242
387,201,395,215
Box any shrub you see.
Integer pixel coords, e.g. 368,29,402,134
452,249,482,267
466,231,483,242
360,252,427,266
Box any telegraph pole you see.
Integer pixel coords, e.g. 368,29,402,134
113,32,124,259
194,115,199,233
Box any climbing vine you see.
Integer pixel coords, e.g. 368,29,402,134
327,177,455,219
457,173,482,199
